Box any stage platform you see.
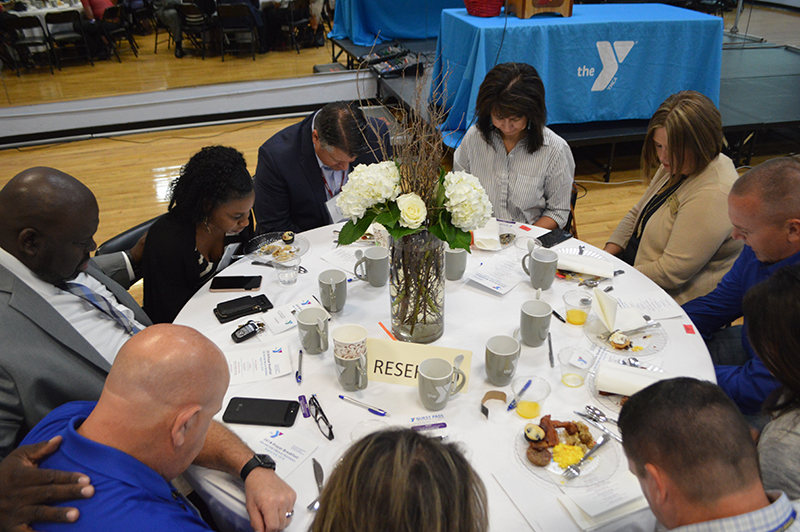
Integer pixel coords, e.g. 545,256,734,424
363,35,800,181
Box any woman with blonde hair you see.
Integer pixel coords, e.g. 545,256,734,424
310,429,488,532
604,91,742,304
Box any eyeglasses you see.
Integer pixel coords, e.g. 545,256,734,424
309,394,334,440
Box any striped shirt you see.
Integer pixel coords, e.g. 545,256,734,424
453,125,574,228
662,491,800,532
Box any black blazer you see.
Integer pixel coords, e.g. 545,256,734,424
253,113,391,234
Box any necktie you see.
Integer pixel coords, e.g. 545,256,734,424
60,281,142,336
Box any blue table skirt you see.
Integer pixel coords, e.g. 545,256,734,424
330,0,464,46
431,4,723,147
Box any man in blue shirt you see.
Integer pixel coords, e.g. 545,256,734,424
683,157,800,415
19,324,276,531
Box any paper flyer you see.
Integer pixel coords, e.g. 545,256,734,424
226,345,293,385
264,295,329,334
469,254,527,294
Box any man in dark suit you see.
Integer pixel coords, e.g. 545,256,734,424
253,101,392,234
0,167,295,532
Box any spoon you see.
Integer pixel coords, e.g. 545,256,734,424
586,405,618,425
627,357,640,368
307,458,324,511
453,353,465,378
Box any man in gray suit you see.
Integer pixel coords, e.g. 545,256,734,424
0,168,296,532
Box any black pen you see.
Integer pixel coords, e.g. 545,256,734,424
552,310,566,323
296,350,303,384
547,333,554,368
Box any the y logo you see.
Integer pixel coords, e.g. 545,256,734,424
591,41,635,92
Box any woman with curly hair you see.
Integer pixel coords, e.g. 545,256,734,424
311,428,488,532
453,62,574,229
142,146,255,323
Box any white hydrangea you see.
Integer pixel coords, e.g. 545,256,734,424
336,161,401,221
442,171,493,231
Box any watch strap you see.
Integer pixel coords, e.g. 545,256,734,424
240,454,276,482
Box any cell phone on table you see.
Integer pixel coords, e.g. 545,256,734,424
209,275,262,292
223,397,300,427
538,228,573,248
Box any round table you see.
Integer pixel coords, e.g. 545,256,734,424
175,221,715,532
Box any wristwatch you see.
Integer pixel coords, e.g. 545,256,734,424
240,454,276,482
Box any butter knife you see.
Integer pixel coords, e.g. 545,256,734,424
575,411,623,443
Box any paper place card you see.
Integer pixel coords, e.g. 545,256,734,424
365,338,472,392
592,288,647,332
226,345,293,385
469,254,527,295
264,295,329,334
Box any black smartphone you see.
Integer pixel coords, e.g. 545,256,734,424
210,275,262,292
538,228,573,248
213,294,272,324
223,397,300,427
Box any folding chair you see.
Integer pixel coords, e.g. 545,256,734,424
45,10,94,69
175,2,217,59
217,3,257,61
4,14,53,76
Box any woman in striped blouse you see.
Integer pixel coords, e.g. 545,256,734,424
453,62,575,230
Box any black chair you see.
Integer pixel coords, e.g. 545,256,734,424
45,10,94,69
102,4,139,62
4,14,54,76
566,182,580,239
96,215,162,256
175,2,217,59
149,0,174,53
280,0,308,54
217,3,256,61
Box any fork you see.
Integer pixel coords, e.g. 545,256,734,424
563,434,609,480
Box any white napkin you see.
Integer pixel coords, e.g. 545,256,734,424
592,288,647,332
558,493,651,531
556,252,614,278
473,217,501,250
594,360,675,397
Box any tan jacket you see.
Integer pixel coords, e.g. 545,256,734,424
607,154,743,304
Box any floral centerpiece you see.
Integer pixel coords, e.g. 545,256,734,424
335,124,492,342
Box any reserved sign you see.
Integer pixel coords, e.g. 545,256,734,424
365,338,472,393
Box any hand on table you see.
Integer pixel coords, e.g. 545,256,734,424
244,468,297,532
0,436,94,532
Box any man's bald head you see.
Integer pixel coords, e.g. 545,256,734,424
0,168,99,284
83,324,230,480
105,323,230,409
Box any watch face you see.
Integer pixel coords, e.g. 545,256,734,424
256,454,276,469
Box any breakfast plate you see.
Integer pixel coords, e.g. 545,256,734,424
584,314,667,357
514,419,619,489
244,232,310,261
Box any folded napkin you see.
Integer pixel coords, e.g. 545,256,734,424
594,360,675,397
556,252,614,278
592,288,647,332
473,218,501,251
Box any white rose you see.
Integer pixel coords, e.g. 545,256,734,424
396,193,427,229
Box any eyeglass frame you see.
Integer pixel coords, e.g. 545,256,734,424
309,394,334,440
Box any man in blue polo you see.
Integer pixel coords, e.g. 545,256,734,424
683,157,800,417
18,324,255,531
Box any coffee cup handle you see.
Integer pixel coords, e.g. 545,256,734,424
316,319,326,351
450,368,466,395
521,254,531,275
354,257,368,281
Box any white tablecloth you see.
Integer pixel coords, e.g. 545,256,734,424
175,222,715,532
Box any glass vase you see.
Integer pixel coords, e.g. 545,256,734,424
389,231,445,344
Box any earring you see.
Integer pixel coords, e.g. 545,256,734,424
204,219,211,233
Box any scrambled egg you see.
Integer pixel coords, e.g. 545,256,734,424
632,345,644,352
552,444,584,469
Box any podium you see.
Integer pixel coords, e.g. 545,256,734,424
506,0,573,18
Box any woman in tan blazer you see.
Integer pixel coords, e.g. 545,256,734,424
604,91,743,304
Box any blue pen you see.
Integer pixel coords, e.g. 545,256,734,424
507,379,532,411
295,350,303,384
339,395,388,417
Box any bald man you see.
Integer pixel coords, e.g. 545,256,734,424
0,168,295,532
20,325,229,531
